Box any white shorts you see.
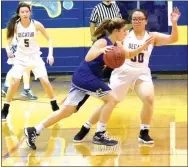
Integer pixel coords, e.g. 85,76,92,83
7,58,15,65
109,64,153,101
11,56,47,79
64,83,110,106
64,89,89,106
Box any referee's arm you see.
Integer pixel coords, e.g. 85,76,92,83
90,7,98,42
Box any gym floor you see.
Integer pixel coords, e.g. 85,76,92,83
1,75,187,166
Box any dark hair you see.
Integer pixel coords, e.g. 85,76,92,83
7,2,31,39
129,9,148,21
93,18,126,39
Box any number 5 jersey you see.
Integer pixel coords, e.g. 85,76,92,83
15,19,42,64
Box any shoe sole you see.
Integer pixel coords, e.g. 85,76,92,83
73,134,88,143
138,137,154,144
73,139,84,143
73,132,89,143
92,140,118,146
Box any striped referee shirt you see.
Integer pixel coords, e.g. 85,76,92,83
90,2,122,27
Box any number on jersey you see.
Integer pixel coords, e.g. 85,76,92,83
131,53,144,63
24,39,29,47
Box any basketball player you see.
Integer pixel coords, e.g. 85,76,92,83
2,35,38,100
1,2,59,120
24,18,154,149
74,7,181,144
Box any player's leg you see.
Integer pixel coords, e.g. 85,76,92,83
72,78,119,146
24,89,87,150
134,79,155,144
2,68,13,97
1,65,25,120
91,91,119,146
74,69,131,143
21,69,38,100
32,64,59,112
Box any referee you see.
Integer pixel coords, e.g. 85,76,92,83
90,0,122,81
90,0,122,42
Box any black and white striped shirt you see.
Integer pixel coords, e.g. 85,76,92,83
90,2,122,27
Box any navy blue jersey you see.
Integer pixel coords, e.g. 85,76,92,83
72,36,115,93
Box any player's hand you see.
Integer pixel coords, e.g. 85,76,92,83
170,7,181,24
143,36,155,49
100,45,114,54
47,55,54,66
7,51,15,58
116,41,124,48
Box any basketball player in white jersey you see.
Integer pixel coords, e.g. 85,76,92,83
1,2,59,120
74,7,181,144
2,35,38,100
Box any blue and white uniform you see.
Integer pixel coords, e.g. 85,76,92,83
109,30,154,101
11,19,47,79
64,36,115,106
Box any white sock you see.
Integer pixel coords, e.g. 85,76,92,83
50,98,56,102
83,121,92,129
35,123,44,134
23,71,30,90
96,122,106,132
140,124,150,130
24,84,30,90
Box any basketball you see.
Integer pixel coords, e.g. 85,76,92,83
103,46,125,69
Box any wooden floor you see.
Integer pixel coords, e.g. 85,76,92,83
1,77,187,166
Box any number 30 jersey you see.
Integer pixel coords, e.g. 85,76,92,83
15,20,41,59
123,30,153,68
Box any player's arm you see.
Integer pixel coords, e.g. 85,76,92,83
35,21,54,66
85,39,113,62
5,25,16,58
6,38,14,57
117,37,154,59
151,7,180,46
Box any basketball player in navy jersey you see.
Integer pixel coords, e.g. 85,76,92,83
1,2,59,120
74,7,181,144
24,18,154,149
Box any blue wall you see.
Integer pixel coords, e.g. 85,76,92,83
1,1,188,73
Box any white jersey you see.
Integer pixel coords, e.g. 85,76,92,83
123,30,153,68
15,19,41,62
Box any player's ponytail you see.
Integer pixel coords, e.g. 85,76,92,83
93,19,111,40
7,15,20,39
93,18,126,40
6,2,31,39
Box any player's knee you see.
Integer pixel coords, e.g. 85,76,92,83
144,95,154,105
40,77,50,85
108,94,119,105
10,78,20,87
59,108,74,119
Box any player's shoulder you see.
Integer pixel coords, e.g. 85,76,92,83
94,38,107,47
33,20,45,29
148,31,159,37
33,20,41,26
125,29,134,38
